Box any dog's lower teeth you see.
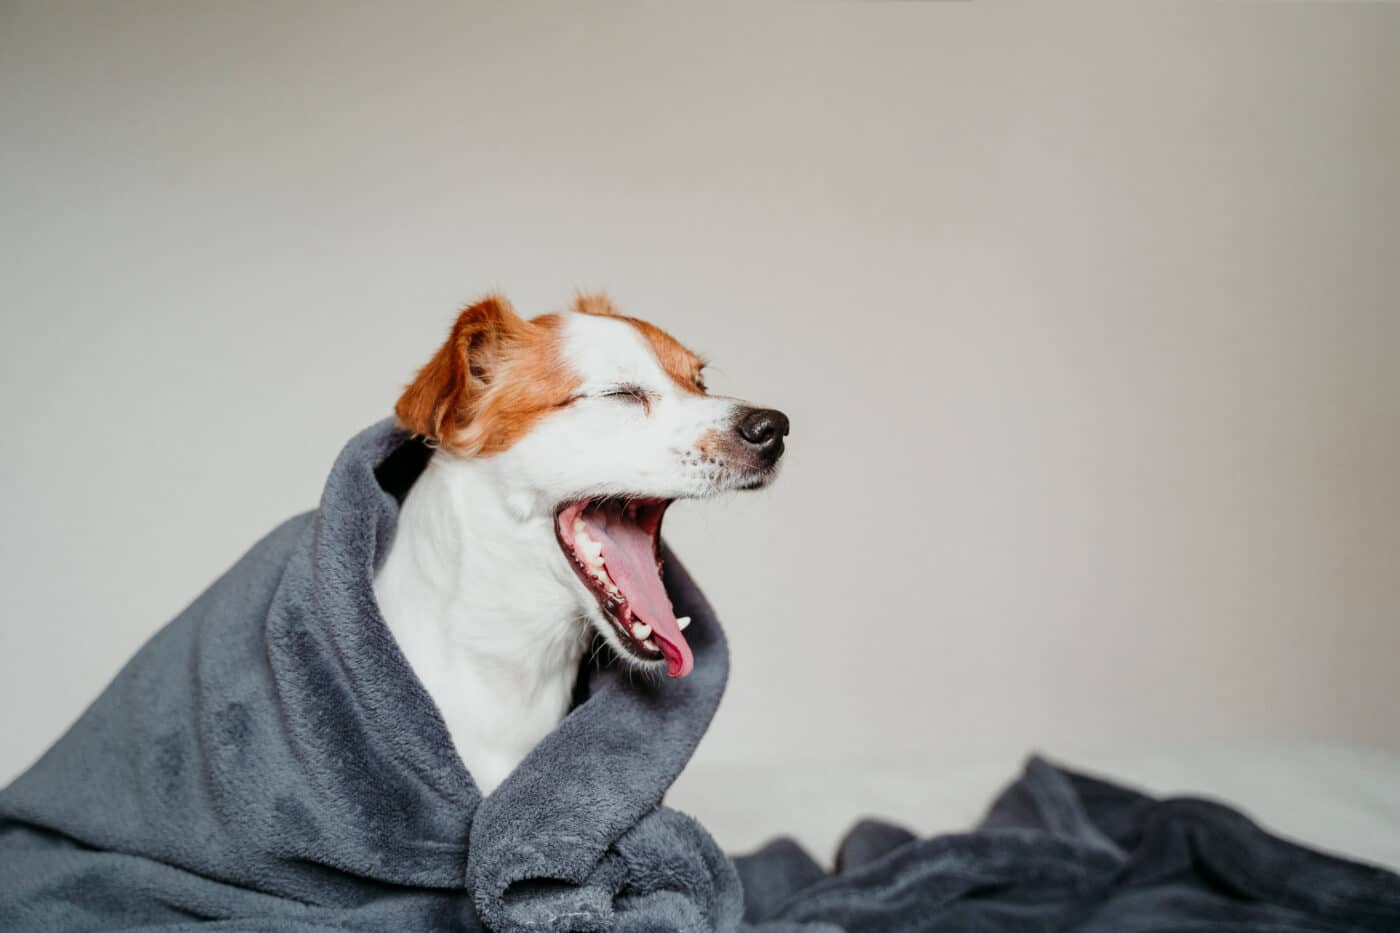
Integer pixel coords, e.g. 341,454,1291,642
562,501,678,663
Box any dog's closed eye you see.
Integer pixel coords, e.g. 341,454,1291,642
556,384,652,411
602,384,652,411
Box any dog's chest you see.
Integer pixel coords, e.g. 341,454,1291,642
375,577,585,793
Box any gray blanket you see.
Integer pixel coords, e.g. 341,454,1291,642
3,420,1397,932
0,421,764,932
737,756,1400,932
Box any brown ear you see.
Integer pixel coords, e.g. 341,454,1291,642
573,292,620,317
395,295,526,446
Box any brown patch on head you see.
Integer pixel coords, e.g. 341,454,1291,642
395,295,580,456
573,293,706,395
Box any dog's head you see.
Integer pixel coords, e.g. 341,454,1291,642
395,293,788,678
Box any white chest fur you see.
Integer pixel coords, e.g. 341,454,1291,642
372,455,588,795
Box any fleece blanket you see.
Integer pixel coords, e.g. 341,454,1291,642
736,757,1400,931
0,421,766,932
3,420,1398,932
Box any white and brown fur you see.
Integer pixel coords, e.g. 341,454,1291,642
373,294,787,793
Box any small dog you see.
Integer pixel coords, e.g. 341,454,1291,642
373,294,788,793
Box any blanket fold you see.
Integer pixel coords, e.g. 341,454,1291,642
734,755,1400,932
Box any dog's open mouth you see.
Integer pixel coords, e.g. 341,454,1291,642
554,497,693,678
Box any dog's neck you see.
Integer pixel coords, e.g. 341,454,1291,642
373,453,588,795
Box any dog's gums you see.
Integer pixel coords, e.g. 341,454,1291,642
555,498,694,678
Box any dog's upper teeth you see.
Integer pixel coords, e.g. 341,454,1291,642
575,534,603,562
630,621,652,641
572,517,586,534
676,616,691,631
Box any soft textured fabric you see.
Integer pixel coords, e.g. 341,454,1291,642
0,420,753,932
3,419,1398,932
735,756,1400,932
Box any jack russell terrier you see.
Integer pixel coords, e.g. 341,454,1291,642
373,293,788,794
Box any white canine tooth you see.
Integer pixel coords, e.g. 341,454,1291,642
676,616,691,631
572,517,585,534
644,637,658,650
630,621,652,640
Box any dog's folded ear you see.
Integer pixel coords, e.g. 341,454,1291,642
395,294,529,448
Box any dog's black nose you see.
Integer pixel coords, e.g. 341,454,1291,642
736,407,790,462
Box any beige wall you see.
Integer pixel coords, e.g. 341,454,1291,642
2,1,1397,792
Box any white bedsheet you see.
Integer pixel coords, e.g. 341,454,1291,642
669,742,1400,871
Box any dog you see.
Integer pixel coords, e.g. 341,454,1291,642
373,293,788,793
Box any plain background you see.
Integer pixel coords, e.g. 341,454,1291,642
3,1,1398,853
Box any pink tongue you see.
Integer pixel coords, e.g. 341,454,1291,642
585,510,694,678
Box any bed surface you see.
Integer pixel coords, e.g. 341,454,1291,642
670,741,1400,871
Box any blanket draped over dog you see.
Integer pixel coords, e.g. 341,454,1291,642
2,421,1397,932
0,421,753,932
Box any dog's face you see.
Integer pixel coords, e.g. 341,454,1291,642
396,294,788,678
